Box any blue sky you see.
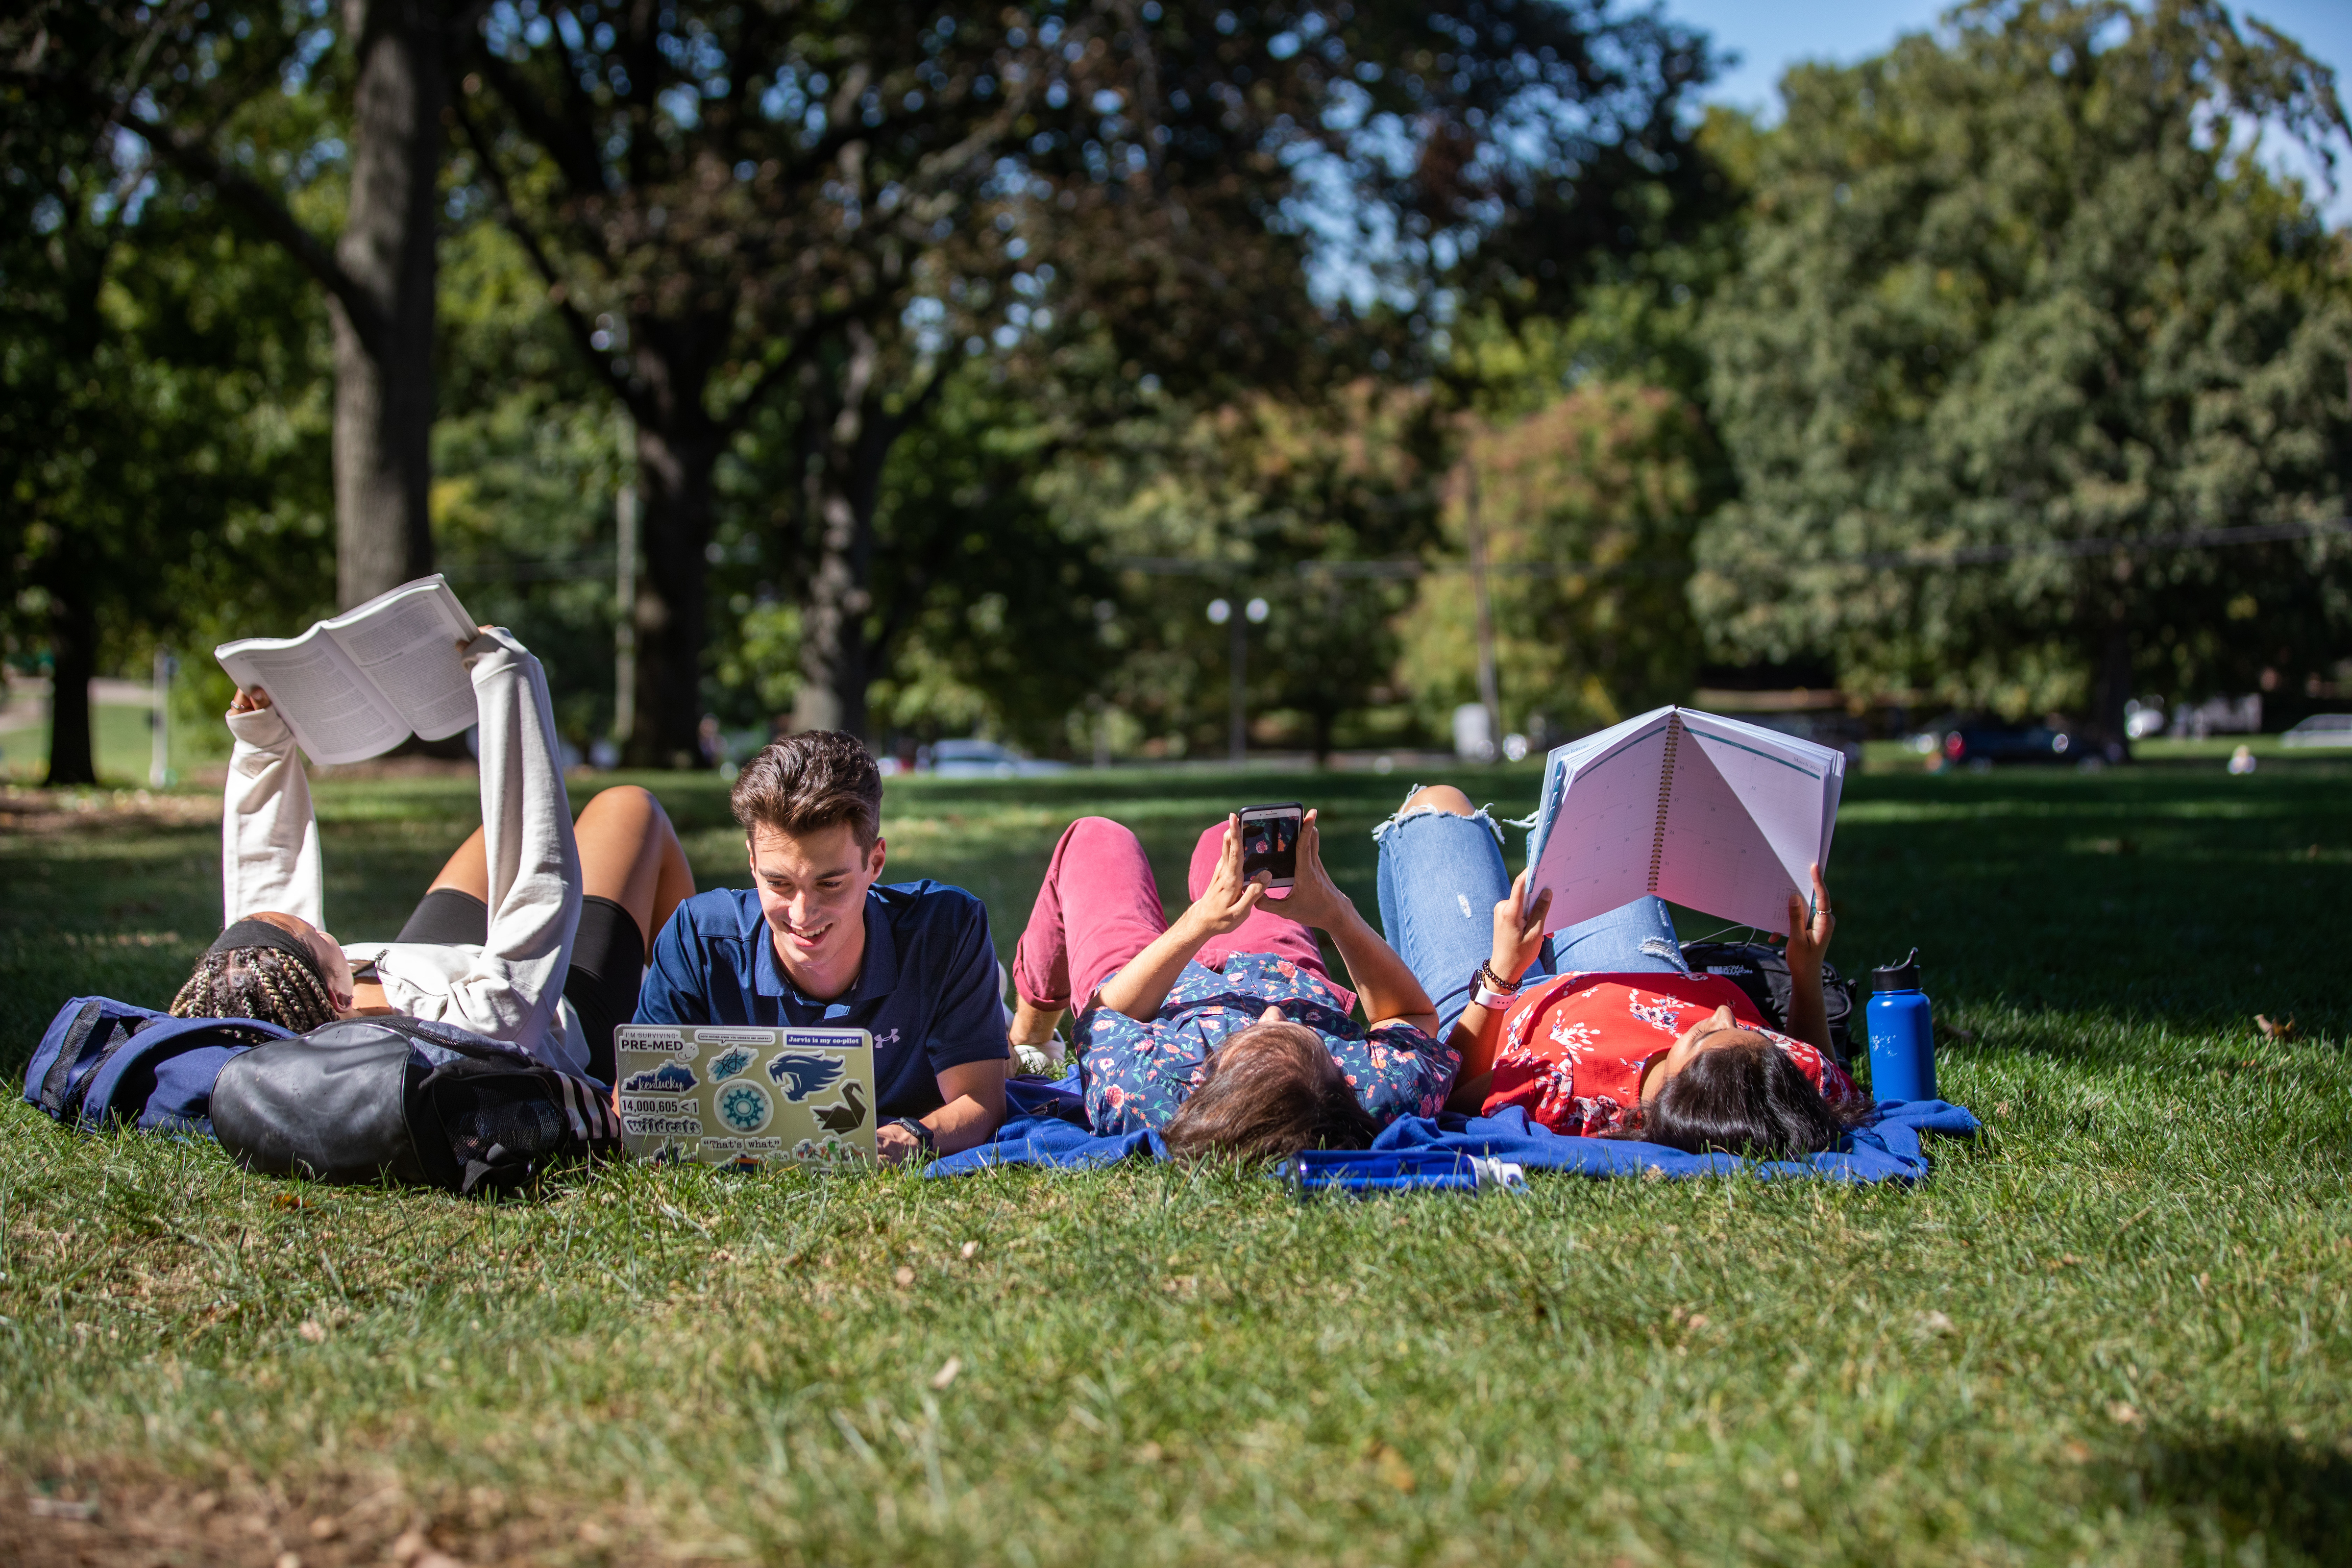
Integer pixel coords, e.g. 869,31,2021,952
1670,0,2352,223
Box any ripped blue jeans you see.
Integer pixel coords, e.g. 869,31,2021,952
1372,790,1690,1035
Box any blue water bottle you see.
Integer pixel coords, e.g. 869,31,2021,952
1865,949,1936,1103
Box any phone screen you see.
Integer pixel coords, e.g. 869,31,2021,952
1238,804,1303,887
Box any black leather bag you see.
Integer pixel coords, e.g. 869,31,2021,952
211,1017,622,1195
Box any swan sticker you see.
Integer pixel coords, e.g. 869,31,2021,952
766,1051,847,1102
619,1062,697,1095
810,1082,868,1135
705,1045,756,1082
714,1081,773,1134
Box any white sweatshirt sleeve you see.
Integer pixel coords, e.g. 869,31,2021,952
220,704,324,929
376,629,585,1068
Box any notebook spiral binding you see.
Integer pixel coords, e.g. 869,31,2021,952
1646,710,1682,893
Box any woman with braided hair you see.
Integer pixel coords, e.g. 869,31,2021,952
173,625,694,1083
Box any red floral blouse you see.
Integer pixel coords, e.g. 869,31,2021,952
1486,971,1860,1134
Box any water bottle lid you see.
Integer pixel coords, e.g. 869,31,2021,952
1872,948,1922,991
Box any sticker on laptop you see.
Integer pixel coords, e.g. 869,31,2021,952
766,1051,848,1102
619,1061,697,1095
705,1044,757,1083
713,1081,774,1134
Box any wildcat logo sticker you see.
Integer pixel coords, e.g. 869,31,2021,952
767,1051,847,1102
705,1045,756,1082
619,1061,697,1094
714,1080,773,1134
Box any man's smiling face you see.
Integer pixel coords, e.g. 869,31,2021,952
747,820,886,992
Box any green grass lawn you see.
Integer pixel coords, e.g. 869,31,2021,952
2,758,2349,1566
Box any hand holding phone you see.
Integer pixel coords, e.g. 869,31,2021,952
1237,802,1304,890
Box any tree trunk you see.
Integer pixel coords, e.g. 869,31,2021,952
42,574,99,788
793,329,904,742
625,417,721,768
2086,616,2135,763
331,0,443,609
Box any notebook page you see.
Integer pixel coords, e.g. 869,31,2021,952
1675,712,1843,919
1528,709,1675,932
322,579,479,740
216,635,407,765
1652,733,1806,932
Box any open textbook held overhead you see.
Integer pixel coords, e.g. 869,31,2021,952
1525,706,1846,938
214,575,480,766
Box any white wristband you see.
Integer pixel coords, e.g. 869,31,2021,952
1471,981,1518,1011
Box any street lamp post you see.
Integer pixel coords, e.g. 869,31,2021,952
1207,596,1271,766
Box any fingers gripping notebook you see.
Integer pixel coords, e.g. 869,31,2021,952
1526,707,1844,937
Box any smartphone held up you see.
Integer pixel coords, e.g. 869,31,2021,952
1237,803,1304,890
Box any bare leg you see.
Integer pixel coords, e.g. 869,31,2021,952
1398,783,1476,818
574,784,695,949
426,827,492,901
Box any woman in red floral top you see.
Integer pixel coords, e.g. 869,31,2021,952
1372,785,1867,1157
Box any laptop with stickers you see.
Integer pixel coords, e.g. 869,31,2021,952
612,1024,877,1167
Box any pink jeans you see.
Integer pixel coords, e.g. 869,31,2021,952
1012,817,1354,1013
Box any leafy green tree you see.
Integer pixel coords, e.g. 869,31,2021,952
452,0,1718,758
1399,380,1717,740
8,0,453,609
1043,382,1446,761
0,47,332,783
1695,0,2352,750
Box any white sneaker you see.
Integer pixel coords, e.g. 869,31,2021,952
1012,1039,1067,1079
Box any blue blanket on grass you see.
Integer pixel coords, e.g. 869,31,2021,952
932,1075,1980,1184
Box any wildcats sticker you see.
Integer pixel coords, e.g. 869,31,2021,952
622,1111,703,1137
619,1062,697,1094
713,1081,773,1134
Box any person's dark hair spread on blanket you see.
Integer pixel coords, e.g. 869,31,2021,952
172,627,694,1084
1372,784,1866,1158
1008,809,1449,1162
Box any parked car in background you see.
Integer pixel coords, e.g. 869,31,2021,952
924,738,1071,778
2282,714,2352,748
1938,718,2080,767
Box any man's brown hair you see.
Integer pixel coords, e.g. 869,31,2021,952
1161,1021,1378,1163
731,731,884,850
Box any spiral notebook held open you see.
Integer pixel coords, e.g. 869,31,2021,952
1525,706,1845,936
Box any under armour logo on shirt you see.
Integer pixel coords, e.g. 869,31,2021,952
874,1028,901,1049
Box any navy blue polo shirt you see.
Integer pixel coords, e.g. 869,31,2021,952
636,880,1009,1121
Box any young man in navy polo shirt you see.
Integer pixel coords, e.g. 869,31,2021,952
636,731,1008,1163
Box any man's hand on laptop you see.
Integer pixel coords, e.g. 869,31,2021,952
877,1118,926,1165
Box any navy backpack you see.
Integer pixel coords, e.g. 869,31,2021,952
22,996,292,1136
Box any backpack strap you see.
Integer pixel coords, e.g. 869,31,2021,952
39,1000,116,1120
59,1016,159,1127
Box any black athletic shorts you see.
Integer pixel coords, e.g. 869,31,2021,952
393,888,644,1085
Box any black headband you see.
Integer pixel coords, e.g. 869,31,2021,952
208,918,326,978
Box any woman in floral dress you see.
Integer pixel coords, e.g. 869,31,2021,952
1007,809,1466,1160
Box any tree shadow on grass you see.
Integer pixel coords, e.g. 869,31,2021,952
2101,1428,2352,1567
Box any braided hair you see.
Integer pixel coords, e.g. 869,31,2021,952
170,947,338,1032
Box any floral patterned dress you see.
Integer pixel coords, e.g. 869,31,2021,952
1075,953,1456,1136
1487,972,1859,1135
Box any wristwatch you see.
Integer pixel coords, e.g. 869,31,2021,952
888,1116,936,1154
1470,959,1522,1012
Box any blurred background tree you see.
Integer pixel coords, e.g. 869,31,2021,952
1695,0,2352,754
1,7,332,784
